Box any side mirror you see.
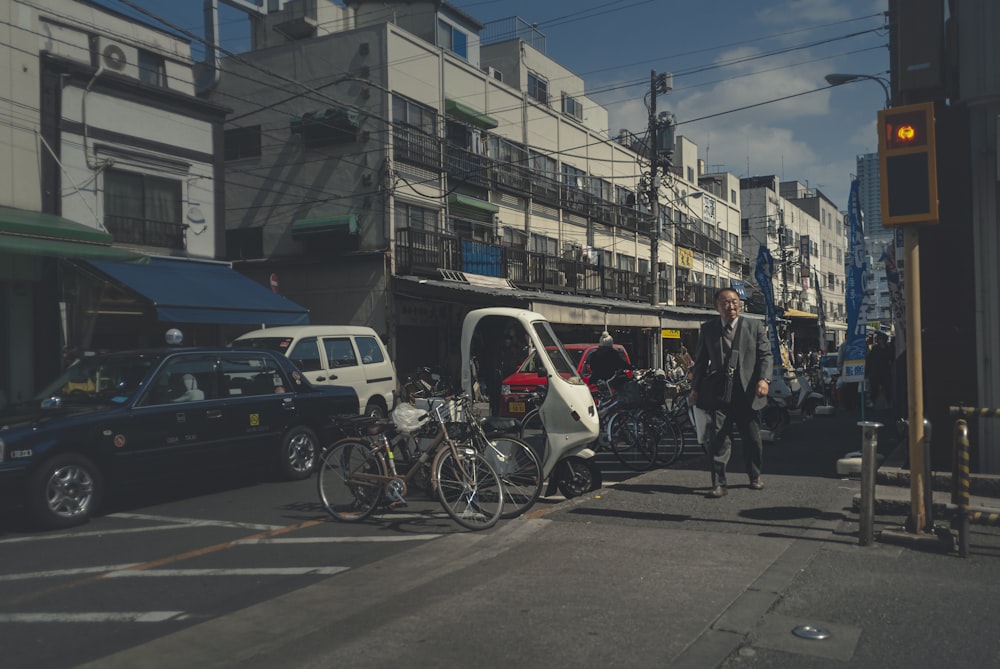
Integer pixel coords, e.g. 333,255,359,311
41,396,63,409
536,369,547,379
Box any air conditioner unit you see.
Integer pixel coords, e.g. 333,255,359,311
98,38,139,78
483,66,503,82
556,271,567,287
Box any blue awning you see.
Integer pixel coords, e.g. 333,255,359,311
86,257,309,325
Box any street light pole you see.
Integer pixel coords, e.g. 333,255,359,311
824,73,892,109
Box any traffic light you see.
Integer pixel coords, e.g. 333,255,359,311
877,101,939,226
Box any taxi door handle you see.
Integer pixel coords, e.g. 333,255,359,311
316,376,326,382
206,409,223,419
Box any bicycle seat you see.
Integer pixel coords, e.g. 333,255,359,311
482,416,519,436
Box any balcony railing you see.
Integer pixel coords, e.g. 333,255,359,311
444,145,491,188
393,126,441,170
676,227,725,259
674,282,714,308
394,227,663,303
104,214,186,250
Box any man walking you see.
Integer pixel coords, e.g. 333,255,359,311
690,288,773,498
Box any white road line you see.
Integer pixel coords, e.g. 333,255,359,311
0,611,185,623
108,513,283,531
235,534,442,544
105,567,350,577
0,564,140,582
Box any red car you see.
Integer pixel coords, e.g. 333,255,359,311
500,343,631,418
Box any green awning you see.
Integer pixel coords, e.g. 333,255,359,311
291,214,358,239
448,193,499,214
0,206,142,261
445,99,498,130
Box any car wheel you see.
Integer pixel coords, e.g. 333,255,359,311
27,453,103,529
364,402,386,419
279,426,320,480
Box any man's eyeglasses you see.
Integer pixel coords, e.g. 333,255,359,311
718,299,741,307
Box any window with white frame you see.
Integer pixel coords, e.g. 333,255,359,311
138,49,166,87
527,72,548,105
561,93,583,120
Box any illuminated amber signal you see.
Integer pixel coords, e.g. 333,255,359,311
877,102,938,226
895,124,916,143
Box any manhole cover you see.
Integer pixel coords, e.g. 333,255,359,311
792,625,831,640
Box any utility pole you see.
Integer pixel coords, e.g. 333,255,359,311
647,71,673,369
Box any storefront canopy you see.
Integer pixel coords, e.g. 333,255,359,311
0,206,142,261
86,257,309,325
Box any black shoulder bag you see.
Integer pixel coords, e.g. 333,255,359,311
696,348,737,412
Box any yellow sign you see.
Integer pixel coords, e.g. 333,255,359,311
249,413,260,427
661,329,681,339
677,247,693,269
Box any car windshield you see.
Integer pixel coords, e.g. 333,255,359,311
531,321,582,385
37,353,162,405
232,336,293,353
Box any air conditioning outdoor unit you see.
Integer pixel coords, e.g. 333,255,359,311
98,38,139,78
556,271,567,287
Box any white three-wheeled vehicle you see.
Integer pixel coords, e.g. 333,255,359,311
460,308,602,497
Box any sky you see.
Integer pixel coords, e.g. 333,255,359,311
96,0,889,211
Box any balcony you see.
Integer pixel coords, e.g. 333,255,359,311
105,214,186,250
444,145,491,188
674,282,714,308
394,227,659,303
676,227,724,259
393,126,441,170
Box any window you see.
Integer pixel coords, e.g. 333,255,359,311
224,125,261,161
104,169,183,249
562,163,586,188
529,150,557,180
149,357,216,404
741,218,749,235
438,19,468,59
729,233,739,254
356,336,385,365
138,49,166,87
288,337,323,373
527,72,548,105
392,96,437,135
324,338,358,368
530,233,557,256
395,202,439,232
489,137,526,164
687,166,694,182
731,189,737,204
561,93,583,120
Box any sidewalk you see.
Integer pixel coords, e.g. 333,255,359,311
82,407,1000,668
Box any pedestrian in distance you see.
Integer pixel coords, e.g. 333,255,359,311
690,288,773,498
587,331,629,383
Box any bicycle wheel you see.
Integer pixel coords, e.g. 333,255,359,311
475,434,543,518
607,411,658,471
317,439,385,522
435,446,504,530
650,410,683,467
518,409,547,462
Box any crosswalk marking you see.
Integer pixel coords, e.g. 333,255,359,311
105,567,350,577
235,534,441,544
0,611,185,623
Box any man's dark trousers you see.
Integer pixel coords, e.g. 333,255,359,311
706,380,763,487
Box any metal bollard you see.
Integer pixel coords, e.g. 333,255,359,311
857,420,884,546
922,418,933,532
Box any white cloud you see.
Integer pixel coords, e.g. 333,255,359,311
755,0,855,25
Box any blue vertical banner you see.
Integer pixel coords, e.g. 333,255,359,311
843,179,868,381
753,244,782,370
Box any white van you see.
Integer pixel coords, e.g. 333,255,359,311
233,325,397,417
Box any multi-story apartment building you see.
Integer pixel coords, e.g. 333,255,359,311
213,0,746,374
0,0,304,405
855,152,894,329
740,176,847,355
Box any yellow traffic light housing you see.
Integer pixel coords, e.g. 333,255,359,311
877,102,939,226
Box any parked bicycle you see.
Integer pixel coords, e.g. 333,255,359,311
317,397,505,530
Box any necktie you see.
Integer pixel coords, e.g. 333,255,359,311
723,322,734,357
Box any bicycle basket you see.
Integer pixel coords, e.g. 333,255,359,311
643,375,667,406
616,379,643,409
442,421,472,441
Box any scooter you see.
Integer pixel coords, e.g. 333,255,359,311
761,366,827,435
460,308,602,498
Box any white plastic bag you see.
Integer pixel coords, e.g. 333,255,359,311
391,402,428,434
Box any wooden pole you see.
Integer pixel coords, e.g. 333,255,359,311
904,225,927,531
